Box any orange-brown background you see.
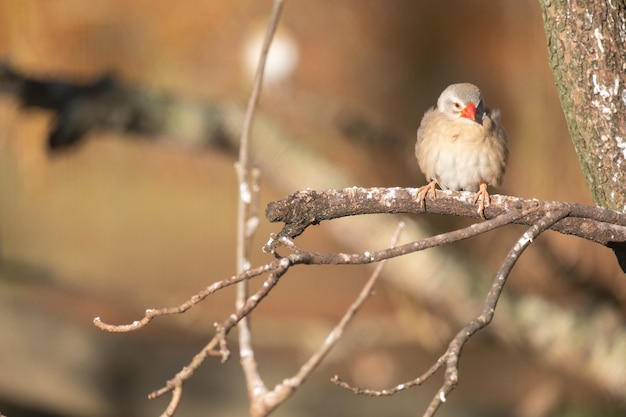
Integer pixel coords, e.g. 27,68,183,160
1,1,624,417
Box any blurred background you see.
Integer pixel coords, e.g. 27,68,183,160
1,1,625,416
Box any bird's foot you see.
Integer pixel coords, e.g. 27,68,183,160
472,181,490,219
416,180,438,209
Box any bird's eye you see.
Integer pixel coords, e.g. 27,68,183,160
454,102,462,109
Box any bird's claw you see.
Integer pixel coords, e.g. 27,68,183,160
472,182,490,219
416,180,438,209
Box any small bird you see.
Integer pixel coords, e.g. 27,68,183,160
415,83,508,217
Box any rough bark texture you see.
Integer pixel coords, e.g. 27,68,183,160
264,187,626,252
539,0,626,212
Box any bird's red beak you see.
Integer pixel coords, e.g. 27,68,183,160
460,103,476,120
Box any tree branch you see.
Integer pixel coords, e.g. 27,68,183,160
264,187,626,252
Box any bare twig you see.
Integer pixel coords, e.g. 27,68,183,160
145,261,291,404
249,222,406,416
93,262,275,331
422,209,571,417
159,385,182,417
235,0,284,412
238,167,265,403
331,353,446,396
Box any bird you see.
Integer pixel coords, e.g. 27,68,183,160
415,83,508,217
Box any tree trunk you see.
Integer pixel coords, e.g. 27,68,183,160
539,0,626,213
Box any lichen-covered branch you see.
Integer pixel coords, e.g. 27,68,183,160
264,187,626,252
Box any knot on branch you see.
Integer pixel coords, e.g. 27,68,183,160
265,189,326,238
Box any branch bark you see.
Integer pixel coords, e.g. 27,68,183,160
264,187,626,252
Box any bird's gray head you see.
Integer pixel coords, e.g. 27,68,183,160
436,83,485,123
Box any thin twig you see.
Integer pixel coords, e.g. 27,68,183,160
281,206,536,264
238,0,284,170
235,2,284,409
249,222,406,416
238,168,266,400
298,222,405,377
422,208,570,417
93,263,275,331
147,260,291,402
148,335,222,400
331,353,447,396
159,385,182,417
